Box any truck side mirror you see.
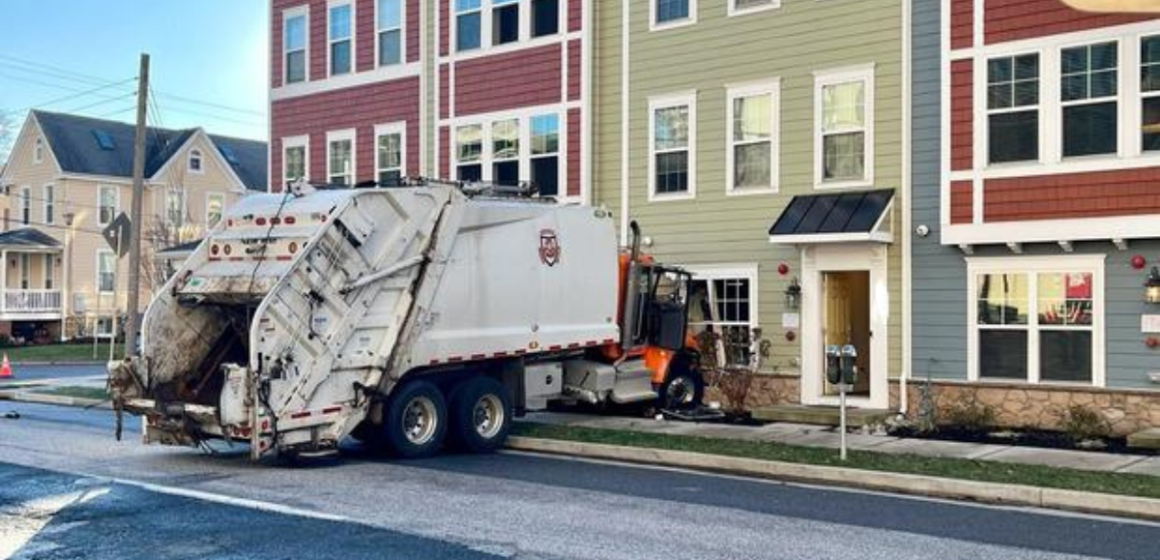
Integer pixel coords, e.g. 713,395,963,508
840,344,858,385
825,345,842,385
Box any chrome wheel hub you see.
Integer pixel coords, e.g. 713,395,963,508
472,394,504,439
402,396,438,445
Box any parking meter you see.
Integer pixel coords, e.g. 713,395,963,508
840,344,858,385
825,345,842,384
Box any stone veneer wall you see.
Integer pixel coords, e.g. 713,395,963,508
705,375,801,410
890,381,1160,436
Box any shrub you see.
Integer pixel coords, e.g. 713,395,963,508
696,330,760,415
1059,405,1111,442
942,393,996,434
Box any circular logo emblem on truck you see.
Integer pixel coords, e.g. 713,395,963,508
539,229,561,267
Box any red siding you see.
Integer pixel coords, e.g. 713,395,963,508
984,0,1155,45
310,2,327,81
440,64,449,119
407,0,421,62
270,78,421,189
567,40,582,102
950,181,974,224
454,44,562,116
569,0,583,33
439,0,449,57
984,168,1160,222
271,9,284,88
951,60,973,171
951,0,973,50
568,109,581,198
357,0,375,72
439,126,450,178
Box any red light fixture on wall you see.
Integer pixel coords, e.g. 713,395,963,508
777,263,790,276
1132,255,1147,270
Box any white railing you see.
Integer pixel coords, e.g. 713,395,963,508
3,290,63,314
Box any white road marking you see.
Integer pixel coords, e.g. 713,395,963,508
0,487,109,559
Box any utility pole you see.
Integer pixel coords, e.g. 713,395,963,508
124,53,149,359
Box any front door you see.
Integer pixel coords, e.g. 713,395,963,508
822,271,871,397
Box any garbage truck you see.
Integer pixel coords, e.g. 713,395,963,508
108,179,704,460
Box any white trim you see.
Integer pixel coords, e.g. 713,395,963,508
814,64,876,189
205,192,226,228
447,107,565,198
374,0,406,68
619,0,630,243
580,0,593,205
725,79,780,196
271,63,422,101
770,231,893,246
150,130,250,194
96,248,116,295
965,254,1106,388
327,0,356,78
33,137,43,165
900,0,912,414
682,263,760,368
282,5,310,85
18,185,30,226
373,121,407,183
41,183,54,225
97,184,119,226
943,214,1160,245
647,91,697,202
727,0,779,18
326,128,357,185
187,149,205,175
282,134,310,186
650,0,697,32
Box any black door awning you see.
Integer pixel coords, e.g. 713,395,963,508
768,189,894,245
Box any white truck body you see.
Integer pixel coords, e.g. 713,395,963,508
120,184,630,458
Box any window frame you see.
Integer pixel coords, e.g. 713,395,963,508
449,110,566,198
726,79,780,195
455,0,486,52
327,0,356,77
374,122,407,185
648,91,697,202
96,249,116,295
19,186,30,225
33,137,44,164
684,264,759,368
651,0,697,31
326,129,357,185
165,188,187,228
529,113,560,197
42,184,54,225
985,52,1042,165
1141,34,1160,152
453,0,565,53
19,253,30,290
283,6,310,85
966,255,1106,387
814,64,876,189
205,192,226,229
282,135,310,187
727,0,779,17
43,254,54,290
1059,40,1121,159
97,185,119,226
376,0,405,67
188,149,204,174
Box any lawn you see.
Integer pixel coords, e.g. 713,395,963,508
37,385,110,401
1,343,107,364
511,422,1160,500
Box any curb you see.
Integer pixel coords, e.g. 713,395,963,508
8,361,106,367
506,436,1160,521
0,389,110,409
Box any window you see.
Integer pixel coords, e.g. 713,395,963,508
817,67,873,186
532,0,558,38
95,317,114,338
98,185,117,225
654,0,693,28
530,114,559,196
492,0,520,46
206,193,225,228
166,189,186,227
34,138,43,164
970,257,1103,386
43,184,54,225
730,0,776,15
377,0,402,66
283,136,309,185
43,254,53,290
19,254,30,290
329,1,353,76
687,267,758,368
19,186,30,225
456,124,483,181
727,82,778,193
988,54,1040,164
375,123,405,186
457,0,482,52
284,9,308,84
327,130,355,185
649,94,695,199
1141,36,1160,151
98,250,116,293
188,149,203,173
491,119,520,185
1061,42,1118,157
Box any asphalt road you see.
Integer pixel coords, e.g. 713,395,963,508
1,402,1157,560
1,364,105,383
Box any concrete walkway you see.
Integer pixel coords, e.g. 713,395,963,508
522,412,1160,477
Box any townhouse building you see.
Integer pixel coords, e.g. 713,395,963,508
593,0,907,413
269,0,588,200
912,0,1160,434
0,111,266,342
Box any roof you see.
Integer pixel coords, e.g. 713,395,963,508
31,110,267,191
769,189,895,244
155,238,202,257
0,228,62,250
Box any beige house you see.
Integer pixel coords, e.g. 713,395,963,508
0,110,266,342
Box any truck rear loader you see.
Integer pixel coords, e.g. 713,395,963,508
109,180,703,460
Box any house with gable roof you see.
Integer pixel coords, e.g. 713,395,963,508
0,110,266,343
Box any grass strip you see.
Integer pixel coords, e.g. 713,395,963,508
512,422,1160,499
1,343,105,364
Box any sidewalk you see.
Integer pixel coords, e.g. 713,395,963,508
521,412,1160,477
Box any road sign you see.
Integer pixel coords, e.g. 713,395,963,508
102,212,132,258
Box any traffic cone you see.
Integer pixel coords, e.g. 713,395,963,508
0,354,11,378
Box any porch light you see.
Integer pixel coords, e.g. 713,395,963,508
1146,267,1160,304
784,277,802,310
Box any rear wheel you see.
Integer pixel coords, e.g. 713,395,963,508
449,377,512,454
659,365,704,411
382,380,447,458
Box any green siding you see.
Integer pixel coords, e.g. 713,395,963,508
594,0,905,379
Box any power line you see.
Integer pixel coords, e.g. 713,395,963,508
0,55,110,86
65,92,139,115
7,77,138,116
156,91,265,117
96,106,138,119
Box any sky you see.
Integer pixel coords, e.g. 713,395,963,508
0,0,269,158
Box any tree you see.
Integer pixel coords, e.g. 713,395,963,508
0,110,15,165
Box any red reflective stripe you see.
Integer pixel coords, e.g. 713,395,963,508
584,340,597,346
493,351,508,358
567,343,580,349
513,349,527,355
471,353,486,360
228,257,244,262
208,257,221,262
602,339,616,345
448,356,464,363
253,256,267,261
548,345,562,351
322,406,342,414
429,359,440,365
276,255,293,261
290,411,311,419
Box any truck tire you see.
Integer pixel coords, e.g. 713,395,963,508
382,380,448,458
659,368,704,411
448,377,512,454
